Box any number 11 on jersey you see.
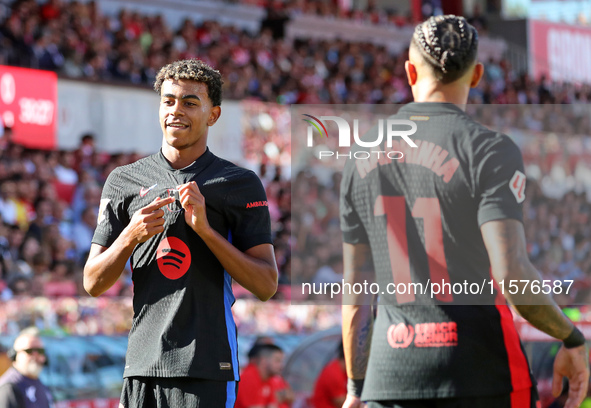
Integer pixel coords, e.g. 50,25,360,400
374,195,453,304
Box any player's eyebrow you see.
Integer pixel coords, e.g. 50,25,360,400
162,93,200,101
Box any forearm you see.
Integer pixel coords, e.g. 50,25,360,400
342,303,373,379
83,231,136,297
483,220,575,340
504,261,574,339
199,228,277,301
342,243,375,381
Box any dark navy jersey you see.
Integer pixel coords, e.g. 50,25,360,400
92,148,272,381
340,103,533,400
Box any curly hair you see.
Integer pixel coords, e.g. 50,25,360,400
153,59,223,106
411,15,478,84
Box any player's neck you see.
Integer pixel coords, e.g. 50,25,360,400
161,144,207,170
412,81,469,111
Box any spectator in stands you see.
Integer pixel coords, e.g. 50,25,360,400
236,343,288,408
53,151,78,185
71,206,97,260
311,343,347,408
0,327,53,408
249,336,294,407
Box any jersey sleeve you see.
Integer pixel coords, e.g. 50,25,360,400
92,169,129,247
473,133,526,226
340,160,369,244
224,171,273,252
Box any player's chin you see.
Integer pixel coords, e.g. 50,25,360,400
165,137,196,151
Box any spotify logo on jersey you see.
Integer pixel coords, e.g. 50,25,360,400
156,237,191,279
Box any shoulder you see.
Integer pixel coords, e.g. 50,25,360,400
0,380,20,398
447,112,519,154
103,155,156,189
0,368,19,387
109,155,156,178
469,130,521,161
208,157,264,190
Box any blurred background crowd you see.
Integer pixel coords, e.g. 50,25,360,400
0,0,591,405
0,0,589,313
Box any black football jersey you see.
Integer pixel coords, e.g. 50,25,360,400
340,103,533,400
92,148,272,381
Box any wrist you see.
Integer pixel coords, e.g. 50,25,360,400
347,378,364,398
563,326,586,349
193,223,213,238
120,227,140,248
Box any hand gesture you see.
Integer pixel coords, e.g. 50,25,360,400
343,395,365,408
125,197,173,244
552,344,590,408
177,181,210,235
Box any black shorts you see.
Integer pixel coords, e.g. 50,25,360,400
366,387,540,408
120,376,238,408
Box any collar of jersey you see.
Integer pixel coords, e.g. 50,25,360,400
399,102,466,115
153,147,215,173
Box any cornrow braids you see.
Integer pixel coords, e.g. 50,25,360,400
154,59,223,106
412,15,478,84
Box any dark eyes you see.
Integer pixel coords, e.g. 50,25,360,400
162,100,196,106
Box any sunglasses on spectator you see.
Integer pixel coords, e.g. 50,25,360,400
17,348,45,356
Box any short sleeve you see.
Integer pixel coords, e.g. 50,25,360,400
224,171,273,252
92,169,129,247
474,133,526,226
340,161,369,244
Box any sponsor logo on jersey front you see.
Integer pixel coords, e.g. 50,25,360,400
156,237,191,279
387,321,458,349
509,170,526,203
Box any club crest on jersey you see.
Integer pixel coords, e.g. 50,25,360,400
509,170,526,203
139,183,157,197
97,199,110,224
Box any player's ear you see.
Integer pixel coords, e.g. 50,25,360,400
470,62,484,88
405,60,418,86
208,106,221,127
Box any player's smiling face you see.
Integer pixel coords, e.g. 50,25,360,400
159,79,219,153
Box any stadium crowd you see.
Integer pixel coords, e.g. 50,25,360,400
3,0,582,107
0,0,590,314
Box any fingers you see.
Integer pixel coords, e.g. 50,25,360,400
177,181,200,192
551,370,563,398
178,182,205,209
565,377,586,408
142,196,175,213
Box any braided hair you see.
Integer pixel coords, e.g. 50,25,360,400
154,59,223,107
411,15,478,84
